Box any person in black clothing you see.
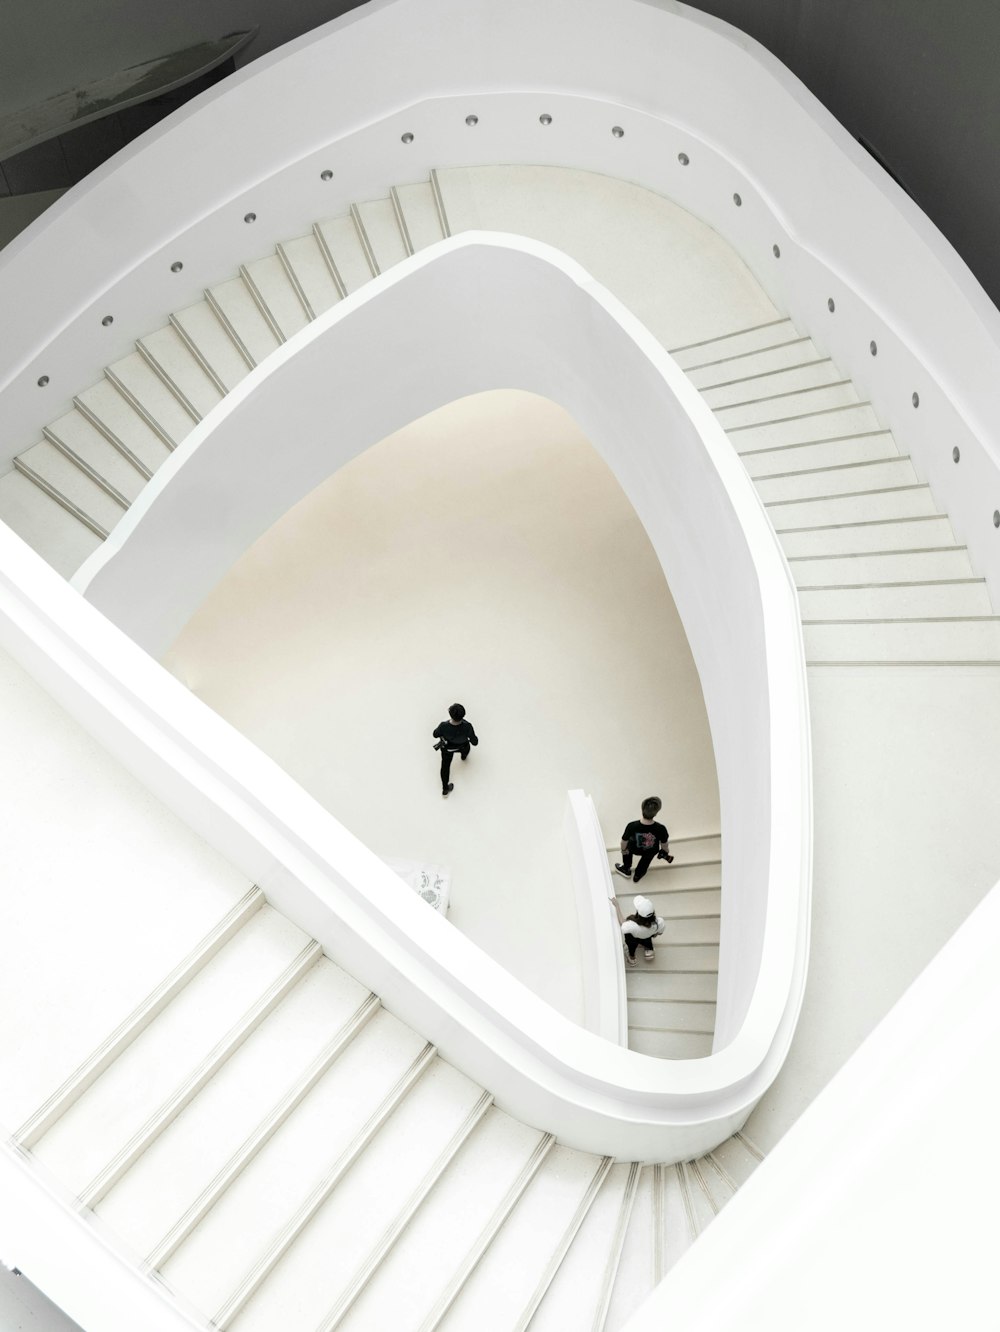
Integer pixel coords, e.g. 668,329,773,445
432,702,479,797
615,796,673,883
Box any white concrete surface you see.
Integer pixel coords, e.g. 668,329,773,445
163,390,720,1024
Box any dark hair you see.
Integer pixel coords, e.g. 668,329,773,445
641,796,662,820
448,703,466,721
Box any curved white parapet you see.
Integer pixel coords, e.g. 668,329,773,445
565,790,627,1047
1,0,999,592
2,234,811,1162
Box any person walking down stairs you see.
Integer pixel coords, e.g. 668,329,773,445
621,894,666,967
615,796,673,882
432,702,479,797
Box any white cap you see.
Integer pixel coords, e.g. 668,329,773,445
633,895,655,916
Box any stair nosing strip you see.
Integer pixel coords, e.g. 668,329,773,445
312,221,350,299
652,1162,667,1285
212,1041,437,1330
417,1133,556,1332
349,202,381,278
238,265,287,344
591,1160,641,1332
11,457,109,539
389,185,416,256
676,1162,698,1240
167,312,231,396
135,341,203,424
275,241,317,322
429,169,452,238
803,615,1000,625
317,1089,495,1331
777,513,946,534
766,482,929,508
715,378,852,412
15,886,265,1148
679,334,811,372
800,578,983,590
807,659,1000,667
512,1155,615,1332
754,455,913,484
40,429,131,508
79,938,323,1209
144,991,381,1272
724,401,874,432
204,288,258,369
734,1130,766,1163
704,1150,740,1195
787,543,965,561
104,367,177,449
70,397,156,479
667,316,792,355
626,1023,716,1035
697,356,833,392
624,996,717,1005
737,427,895,457
688,1158,721,1216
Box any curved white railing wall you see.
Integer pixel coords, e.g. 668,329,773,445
565,790,627,1047
1,0,999,592
2,236,810,1160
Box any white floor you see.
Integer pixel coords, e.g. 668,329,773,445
162,389,721,1024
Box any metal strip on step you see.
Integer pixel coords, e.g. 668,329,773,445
11,457,109,538
667,316,792,355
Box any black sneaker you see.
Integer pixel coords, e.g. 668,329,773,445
442,783,454,798
614,864,632,879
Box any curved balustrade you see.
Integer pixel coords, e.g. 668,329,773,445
2,235,811,1162
1,0,999,590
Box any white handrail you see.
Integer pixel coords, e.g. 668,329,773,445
565,790,627,1047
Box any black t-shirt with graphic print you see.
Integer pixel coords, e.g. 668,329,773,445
622,820,669,854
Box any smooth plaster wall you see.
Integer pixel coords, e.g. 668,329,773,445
163,389,721,1023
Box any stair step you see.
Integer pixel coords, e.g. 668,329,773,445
678,1159,720,1234
213,1059,496,1332
640,887,721,918
628,1027,714,1059
803,617,1000,663
739,430,899,477
334,1106,552,1332
435,1147,610,1332
74,382,171,475
156,1011,432,1311
657,915,721,945
31,907,312,1195
529,1161,639,1332
315,215,376,294
603,1168,657,1332
630,943,718,973
709,1132,765,1191
724,401,883,450
684,335,821,383
277,235,343,318
138,326,225,419
243,254,310,341
613,861,720,892
172,301,252,390
94,958,371,1257
15,440,125,531
790,547,977,587
714,380,859,428
780,515,956,558
392,182,446,252
107,351,197,444
0,469,103,575
797,581,993,620
352,198,409,273
769,485,937,531
685,1155,736,1216
699,358,842,407
207,277,282,366
754,456,918,504
624,970,718,1003
46,410,149,497
626,1000,717,1034
669,318,796,369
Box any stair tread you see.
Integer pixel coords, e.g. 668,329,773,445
172,301,251,391
243,254,310,340
0,469,103,575
354,197,409,271
46,409,148,498
208,276,282,365
108,350,197,442
75,378,175,470
16,439,125,528
139,325,225,418
278,235,342,317
315,215,375,294
393,181,446,252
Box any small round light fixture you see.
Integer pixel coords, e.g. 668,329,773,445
401,132,414,144
912,391,920,408
320,169,333,181
953,446,961,463
465,114,478,127
733,192,742,207
37,375,49,388
170,260,184,273
611,125,625,138
828,298,836,313
539,114,553,126
870,340,878,356
994,510,1000,529
772,244,781,258
244,212,257,224
101,315,114,327
678,152,690,165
